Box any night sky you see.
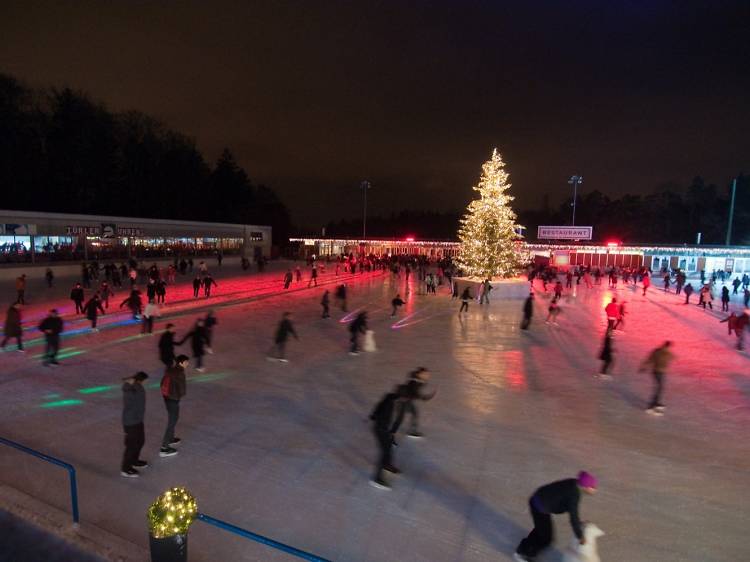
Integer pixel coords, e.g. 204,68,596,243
2,1,748,227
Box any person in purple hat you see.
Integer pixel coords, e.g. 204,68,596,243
514,471,598,561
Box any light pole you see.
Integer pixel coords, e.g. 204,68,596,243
360,180,371,238
568,175,583,226
726,177,737,246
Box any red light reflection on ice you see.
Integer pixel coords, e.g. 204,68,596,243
502,349,527,390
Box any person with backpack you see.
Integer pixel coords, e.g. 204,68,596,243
70,282,85,314
121,371,149,478
159,355,189,457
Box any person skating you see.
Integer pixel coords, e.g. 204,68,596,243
597,328,614,379
70,282,85,314
202,273,217,298
545,296,561,325
99,281,114,309
155,279,167,304
514,472,598,561
663,273,671,292
732,277,741,295
120,288,142,319
553,281,563,301
142,301,160,334
479,279,493,304
1,303,24,352
283,269,293,289
335,283,348,311
614,300,627,331
604,298,619,331
158,323,178,367
295,266,302,283
177,319,209,372
15,274,27,305
349,312,368,355
321,290,330,319
45,268,54,288
391,294,405,317
640,340,674,415
204,310,218,353
721,286,730,312
121,371,149,477
83,292,105,331
159,355,188,457
308,265,318,287
459,287,472,314
397,367,436,437
683,282,694,304
520,292,534,330
146,279,157,303
698,285,713,310
192,275,201,298
38,309,63,366
642,273,651,296
269,312,297,362
368,385,409,490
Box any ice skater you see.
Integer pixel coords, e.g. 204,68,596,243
284,269,293,289
269,312,297,362
545,296,561,325
204,311,217,353
335,283,348,311
520,292,534,330
640,340,674,416
721,286,730,312
307,265,318,287
192,275,201,298
158,323,178,367
99,280,114,309
142,300,160,334
642,274,651,296
38,309,63,366
683,282,694,304
514,472,598,561
391,294,405,317
70,282,85,314
84,292,105,331
1,303,23,352
178,319,209,372
120,371,149,478
597,328,614,379
604,298,619,331
349,312,368,355
15,274,26,305
368,385,409,490
397,367,436,437
459,287,472,314
479,279,493,304
159,355,188,457
120,288,142,319
321,290,330,318
202,273,218,297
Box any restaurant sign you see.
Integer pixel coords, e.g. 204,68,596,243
537,226,593,240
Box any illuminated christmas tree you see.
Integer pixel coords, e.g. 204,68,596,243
456,149,520,278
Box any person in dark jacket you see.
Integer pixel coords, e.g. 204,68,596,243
146,279,157,303
38,309,63,366
391,294,405,317
1,303,24,351
84,292,106,331
156,279,167,304
721,286,730,312
397,367,436,437
269,312,298,362
192,275,201,298
70,283,85,314
598,328,614,378
204,310,217,353
158,323,178,367
307,265,318,287
514,472,598,561
335,283,347,311
459,287,472,314
520,292,534,330
283,269,293,289
99,281,114,309
159,355,188,457
683,282,694,304
369,385,409,489
349,312,368,354
120,288,142,319
321,290,330,318
202,274,218,297
121,371,149,478
177,319,209,372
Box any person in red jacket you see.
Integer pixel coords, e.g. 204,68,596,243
642,273,651,296
605,298,620,331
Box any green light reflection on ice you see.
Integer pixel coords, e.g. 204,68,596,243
40,399,84,409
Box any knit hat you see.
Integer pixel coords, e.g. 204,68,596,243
577,471,598,489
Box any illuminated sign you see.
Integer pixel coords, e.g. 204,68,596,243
249,231,264,241
537,226,593,240
66,225,143,236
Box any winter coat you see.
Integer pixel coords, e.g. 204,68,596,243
3,306,22,337
122,382,146,426
84,298,105,320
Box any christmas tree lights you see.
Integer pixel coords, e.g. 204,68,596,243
147,487,198,538
456,149,521,278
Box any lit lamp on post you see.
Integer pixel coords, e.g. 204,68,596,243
360,180,371,239
568,175,583,226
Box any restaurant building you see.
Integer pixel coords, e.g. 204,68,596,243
0,210,271,264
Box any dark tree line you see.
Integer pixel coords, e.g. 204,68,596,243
320,177,749,245
0,73,291,244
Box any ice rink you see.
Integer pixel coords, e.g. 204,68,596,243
1,262,749,561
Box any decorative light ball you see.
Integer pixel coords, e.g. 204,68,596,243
147,487,198,538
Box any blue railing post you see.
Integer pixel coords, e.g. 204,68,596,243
0,436,80,524
196,512,332,562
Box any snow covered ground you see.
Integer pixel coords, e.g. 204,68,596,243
1,263,748,561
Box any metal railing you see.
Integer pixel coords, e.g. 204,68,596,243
196,513,332,562
0,436,80,524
